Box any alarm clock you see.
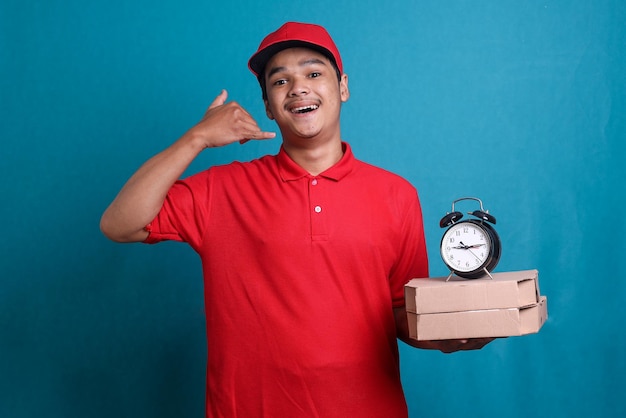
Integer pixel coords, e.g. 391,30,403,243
439,197,501,280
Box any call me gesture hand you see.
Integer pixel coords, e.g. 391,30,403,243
187,90,276,148
100,90,275,243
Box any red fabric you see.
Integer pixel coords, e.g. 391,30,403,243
145,143,428,417
248,21,343,76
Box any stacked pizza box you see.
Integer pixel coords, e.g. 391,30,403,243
404,270,547,340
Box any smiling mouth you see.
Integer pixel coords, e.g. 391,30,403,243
290,105,319,114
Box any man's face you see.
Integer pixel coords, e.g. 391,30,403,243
263,47,349,142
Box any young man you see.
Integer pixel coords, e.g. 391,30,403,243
101,22,492,418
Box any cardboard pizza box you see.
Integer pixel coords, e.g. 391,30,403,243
407,296,548,340
405,270,540,314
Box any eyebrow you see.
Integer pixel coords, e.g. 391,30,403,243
266,58,328,79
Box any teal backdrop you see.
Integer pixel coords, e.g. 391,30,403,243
2,0,624,417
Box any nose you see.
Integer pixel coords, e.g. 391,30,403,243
289,76,309,96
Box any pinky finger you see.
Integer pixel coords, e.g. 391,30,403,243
245,131,277,141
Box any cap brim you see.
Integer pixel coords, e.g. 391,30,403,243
249,40,337,77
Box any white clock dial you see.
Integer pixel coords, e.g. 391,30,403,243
440,222,491,272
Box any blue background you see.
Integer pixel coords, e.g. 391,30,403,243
1,0,624,417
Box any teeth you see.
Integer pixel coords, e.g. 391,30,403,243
291,105,319,113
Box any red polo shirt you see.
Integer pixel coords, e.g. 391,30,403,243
145,142,428,418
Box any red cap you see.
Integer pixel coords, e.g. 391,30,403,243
248,22,343,77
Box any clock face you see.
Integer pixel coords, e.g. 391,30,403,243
440,222,492,273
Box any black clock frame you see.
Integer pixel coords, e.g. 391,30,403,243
439,197,502,280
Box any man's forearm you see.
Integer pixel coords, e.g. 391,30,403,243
100,90,276,243
100,134,204,242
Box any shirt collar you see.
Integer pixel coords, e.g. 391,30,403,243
277,142,355,182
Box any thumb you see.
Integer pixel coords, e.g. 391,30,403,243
208,89,228,109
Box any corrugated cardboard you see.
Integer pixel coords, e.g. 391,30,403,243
405,270,540,314
407,296,548,340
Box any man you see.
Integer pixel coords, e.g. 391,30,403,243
101,22,492,418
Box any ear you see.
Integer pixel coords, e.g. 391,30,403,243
264,99,275,120
340,73,350,102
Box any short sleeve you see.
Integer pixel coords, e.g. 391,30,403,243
142,170,212,252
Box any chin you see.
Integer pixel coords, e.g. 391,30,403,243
286,127,322,140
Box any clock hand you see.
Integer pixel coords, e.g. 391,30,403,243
453,242,486,251
467,247,484,263
458,241,486,250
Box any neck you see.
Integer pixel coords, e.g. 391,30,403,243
283,139,344,176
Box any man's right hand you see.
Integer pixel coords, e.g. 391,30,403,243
100,90,275,243
185,90,276,149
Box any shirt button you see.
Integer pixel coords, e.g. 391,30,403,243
314,206,322,213
311,179,318,186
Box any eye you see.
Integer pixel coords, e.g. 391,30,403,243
272,79,288,86
309,72,322,78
